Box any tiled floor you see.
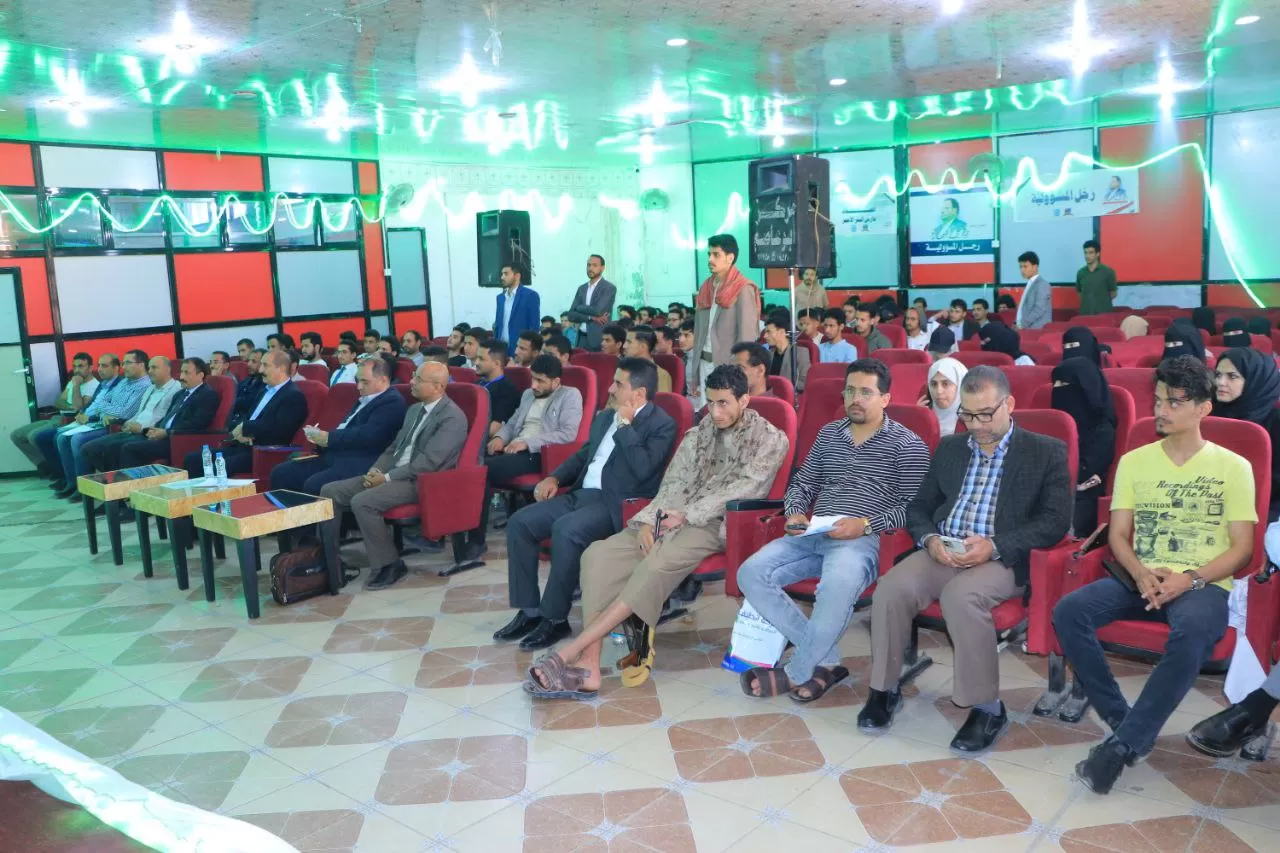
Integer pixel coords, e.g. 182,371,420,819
0,476,1276,852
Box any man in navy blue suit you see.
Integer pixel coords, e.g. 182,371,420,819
270,357,407,494
182,349,307,477
493,262,541,357
116,357,222,469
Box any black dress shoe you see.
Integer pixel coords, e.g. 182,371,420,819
1075,736,1134,794
857,689,903,733
1187,705,1270,758
364,560,408,591
520,619,572,651
54,485,76,499
493,611,540,642
67,492,83,503
49,479,66,491
950,705,1009,753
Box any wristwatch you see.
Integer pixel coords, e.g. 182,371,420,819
859,518,874,536
1183,569,1206,591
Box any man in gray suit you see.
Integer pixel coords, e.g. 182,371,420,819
450,353,585,570
1016,250,1052,330
859,366,1072,752
321,362,468,591
565,254,616,351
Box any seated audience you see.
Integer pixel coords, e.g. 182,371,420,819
1164,324,1207,363
329,341,359,385
12,351,98,477
654,326,677,355
559,313,580,348
763,310,809,392
860,366,1071,751
321,363,467,591
299,332,325,366
912,296,929,316
525,364,790,698
1051,359,1116,534
739,359,929,700
361,328,381,358
731,342,776,399
678,320,695,355
819,309,858,363
451,354,584,574
624,326,672,392
600,324,626,357
287,347,306,382
236,338,255,361
541,315,556,333
446,324,470,366
271,357,407,495
400,330,426,366
498,358,675,650
266,332,295,352
1248,316,1272,338
636,307,654,325
118,358,221,469
462,327,489,369
40,352,151,499
229,349,266,420
514,330,543,367
209,351,232,377
182,350,308,478
377,336,397,356
667,305,685,327
475,339,521,435
796,267,828,311
842,297,859,329
934,299,980,342
995,294,1017,314
617,305,637,323
421,346,450,366
1214,347,1280,520
82,356,182,474
919,357,968,436
1062,327,1107,366
1054,356,1255,793
981,323,1035,365
1221,317,1251,349
1192,307,1218,336
971,298,992,328
544,333,573,366
928,326,957,360
1187,664,1280,758
799,308,824,347
904,307,931,351
853,305,891,354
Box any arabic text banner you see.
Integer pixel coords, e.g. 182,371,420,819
1013,170,1141,222
908,187,994,266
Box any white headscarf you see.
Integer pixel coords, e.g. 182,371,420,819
927,357,968,436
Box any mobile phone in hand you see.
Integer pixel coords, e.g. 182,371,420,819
939,535,967,556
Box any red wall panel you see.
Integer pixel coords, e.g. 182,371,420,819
7,257,52,336
282,316,366,348
392,309,430,337
364,222,387,311
908,138,996,287
163,151,264,192
174,253,275,324
1099,120,1205,282
0,142,35,186
64,332,176,366
357,162,379,195
997,285,1082,310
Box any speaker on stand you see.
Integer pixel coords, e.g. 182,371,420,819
476,210,532,288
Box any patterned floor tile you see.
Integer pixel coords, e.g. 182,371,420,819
323,616,435,654
415,643,534,689
1146,733,1280,809
56,603,174,636
530,678,664,731
523,787,696,853
934,685,1106,750
179,656,314,702
112,750,251,811
0,667,100,713
1059,815,1256,852
375,734,528,805
112,627,239,666
8,583,121,611
237,809,364,853
440,583,512,613
265,691,408,748
667,713,826,782
35,704,169,761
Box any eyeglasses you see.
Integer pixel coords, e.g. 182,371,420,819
957,397,1008,423
841,387,879,400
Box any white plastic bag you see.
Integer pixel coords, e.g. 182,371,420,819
721,601,788,672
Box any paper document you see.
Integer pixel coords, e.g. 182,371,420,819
161,477,256,489
57,423,101,436
801,515,847,537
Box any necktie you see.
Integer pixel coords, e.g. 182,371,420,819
394,406,427,456
164,389,193,429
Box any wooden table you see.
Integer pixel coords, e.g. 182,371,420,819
129,481,258,588
77,465,187,565
191,490,338,619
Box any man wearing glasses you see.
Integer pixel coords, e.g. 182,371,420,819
859,365,1072,752
737,359,930,701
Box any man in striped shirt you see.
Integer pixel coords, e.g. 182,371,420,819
738,359,929,702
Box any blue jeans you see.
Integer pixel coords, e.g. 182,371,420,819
737,532,880,684
34,425,106,482
1053,577,1229,755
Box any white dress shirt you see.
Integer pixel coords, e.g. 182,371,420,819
501,287,518,341
330,363,358,385
582,404,646,490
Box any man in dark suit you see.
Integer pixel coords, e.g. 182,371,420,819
859,365,1072,752
493,262,541,357
182,350,308,477
228,348,266,426
118,357,222,469
565,254,617,351
270,357,407,495
496,357,677,651
321,362,469,591
933,299,981,343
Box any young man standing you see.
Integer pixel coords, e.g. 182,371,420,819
1016,251,1051,330
688,234,760,405
1053,356,1256,793
566,254,615,351
1076,239,1118,315
493,262,541,356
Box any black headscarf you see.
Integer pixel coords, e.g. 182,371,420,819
1051,359,1117,485
928,325,955,355
981,323,1029,362
1062,326,1106,366
1214,347,1280,425
1249,317,1273,337
1163,324,1206,362
1192,307,1217,335
1222,317,1247,335
1223,329,1252,349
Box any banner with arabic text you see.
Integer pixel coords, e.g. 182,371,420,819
1013,171,1140,222
908,187,994,265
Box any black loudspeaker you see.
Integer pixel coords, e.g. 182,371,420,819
476,210,531,288
748,155,831,270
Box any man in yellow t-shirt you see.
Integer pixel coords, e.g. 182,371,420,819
1052,356,1257,795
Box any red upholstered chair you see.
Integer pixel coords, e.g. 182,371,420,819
878,324,907,349
795,378,844,464
888,363,930,409
167,375,238,466
251,380,328,491
1028,417,1279,717
957,338,982,352
841,328,860,346
1093,328,1126,345
1029,384,1135,495
1044,321,1077,334
503,365,598,492
382,383,491,550
654,392,693,446
314,382,360,432
654,353,685,397
323,355,339,372
808,361,851,383
1021,342,1061,366
227,361,249,382
875,348,930,367
448,366,477,384
886,403,940,452
955,351,1014,369
1077,315,1123,328
796,336,819,372
298,363,330,384
765,376,795,406
571,352,620,411
505,366,532,396
1103,368,1155,423
395,358,416,384
392,383,414,406
1000,365,1054,407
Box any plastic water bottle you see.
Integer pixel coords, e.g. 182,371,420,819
201,445,213,480
214,452,227,487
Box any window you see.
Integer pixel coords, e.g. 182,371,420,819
0,194,44,251
168,197,222,249
227,199,269,246
320,201,358,244
108,195,167,249
273,198,318,248
49,195,105,249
